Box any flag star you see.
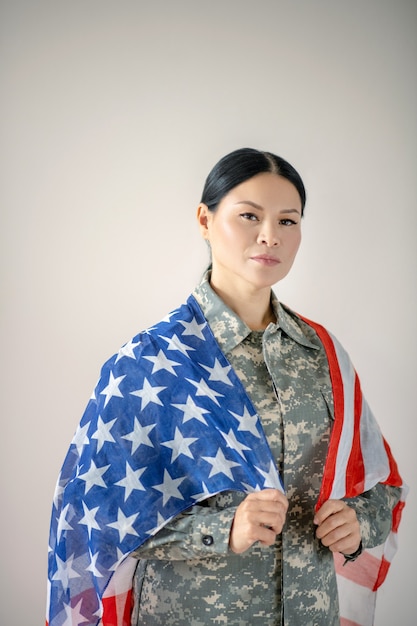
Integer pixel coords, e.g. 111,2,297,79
161,427,198,462
53,481,64,509
79,502,101,538
52,553,80,590
256,460,283,490
57,503,73,542
100,372,126,407
171,395,210,425
191,481,212,501
152,469,186,507
130,377,166,410
115,462,147,500
242,482,261,493
115,338,141,362
91,416,117,452
143,350,181,375
108,547,125,572
230,406,261,438
220,429,251,459
78,460,110,494
186,377,224,406
86,551,104,578
160,310,179,323
107,508,140,543
179,317,206,340
62,599,90,626
199,358,233,386
160,333,195,356
202,448,241,481
122,417,155,453
71,421,90,456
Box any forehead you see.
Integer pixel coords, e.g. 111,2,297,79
223,172,302,210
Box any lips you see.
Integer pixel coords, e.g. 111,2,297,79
250,255,281,266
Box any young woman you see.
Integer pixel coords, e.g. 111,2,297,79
47,148,405,626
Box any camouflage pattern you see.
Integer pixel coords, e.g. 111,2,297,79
131,274,400,626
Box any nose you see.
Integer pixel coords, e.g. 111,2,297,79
257,222,280,247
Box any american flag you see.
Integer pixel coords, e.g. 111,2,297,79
47,297,405,626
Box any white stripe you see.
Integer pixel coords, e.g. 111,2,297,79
336,575,377,626
359,397,391,490
329,333,356,499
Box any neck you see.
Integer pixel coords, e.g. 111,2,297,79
209,281,275,331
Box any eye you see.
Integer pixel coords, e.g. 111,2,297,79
280,218,298,226
240,212,258,221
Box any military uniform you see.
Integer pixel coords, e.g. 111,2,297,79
131,274,400,626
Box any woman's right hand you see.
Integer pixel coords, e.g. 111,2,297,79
229,489,288,554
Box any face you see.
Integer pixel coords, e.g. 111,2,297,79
197,172,302,296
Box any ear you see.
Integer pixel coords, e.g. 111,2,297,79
196,203,211,240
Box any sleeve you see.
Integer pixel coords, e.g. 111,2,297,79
130,499,238,561
345,483,402,549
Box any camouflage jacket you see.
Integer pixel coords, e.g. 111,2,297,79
131,274,400,626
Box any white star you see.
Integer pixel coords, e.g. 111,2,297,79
122,417,155,453
53,480,64,509
256,460,282,489
186,377,224,406
86,551,104,578
199,358,233,386
202,448,241,481
56,503,73,542
71,422,90,456
115,462,147,500
220,429,251,459
108,547,125,572
152,469,186,506
78,460,110,494
160,310,179,323
79,502,101,538
179,317,206,340
130,377,166,410
160,333,195,356
91,416,117,452
161,427,198,462
171,395,210,425
100,372,126,407
230,406,261,438
143,350,181,375
115,338,141,362
107,508,140,543
191,481,212,501
52,553,80,590
61,599,90,626
242,482,261,493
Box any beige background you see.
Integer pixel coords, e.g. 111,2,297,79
1,1,416,624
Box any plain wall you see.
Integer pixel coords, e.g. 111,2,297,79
1,1,416,624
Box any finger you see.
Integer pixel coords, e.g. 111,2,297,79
314,499,345,525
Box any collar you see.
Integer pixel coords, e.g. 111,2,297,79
192,272,320,354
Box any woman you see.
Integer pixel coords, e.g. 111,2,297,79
47,148,405,626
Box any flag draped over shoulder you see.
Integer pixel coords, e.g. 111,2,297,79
47,296,282,626
301,316,407,626
47,296,405,626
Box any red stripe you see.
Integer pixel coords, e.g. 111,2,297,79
298,316,345,509
392,500,405,533
334,550,380,588
340,619,363,626
345,374,365,496
373,556,390,590
381,438,402,487
102,589,133,626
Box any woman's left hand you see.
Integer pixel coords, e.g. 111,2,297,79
314,499,361,556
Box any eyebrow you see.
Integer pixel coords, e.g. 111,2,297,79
234,200,301,215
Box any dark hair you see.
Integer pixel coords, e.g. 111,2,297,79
200,147,306,215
